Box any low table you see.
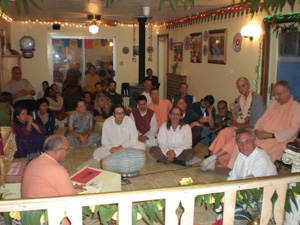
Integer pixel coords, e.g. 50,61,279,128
70,166,121,193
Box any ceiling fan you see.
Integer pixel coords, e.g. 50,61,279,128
86,14,118,34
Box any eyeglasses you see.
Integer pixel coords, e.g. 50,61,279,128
58,147,69,152
237,139,253,146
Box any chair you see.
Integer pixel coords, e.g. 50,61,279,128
121,82,130,97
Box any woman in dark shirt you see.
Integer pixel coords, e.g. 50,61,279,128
13,106,46,163
32,98,56,137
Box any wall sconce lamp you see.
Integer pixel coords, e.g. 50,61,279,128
89,22,99,34
241,25,261,41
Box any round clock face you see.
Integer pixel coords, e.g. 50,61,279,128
19,36,35,51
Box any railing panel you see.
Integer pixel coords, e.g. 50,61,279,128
261,186,276,225
180,193,195,225
274,184,288,225
223,190,236,225
0,174,299,225
165,195,180,225
119,201,132,225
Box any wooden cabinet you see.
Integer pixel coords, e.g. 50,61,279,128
0,55,21,92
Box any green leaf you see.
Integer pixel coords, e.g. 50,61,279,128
31,0,43,9
195,195,203,206
137,205,152,225
170,0,177,10
29,210,41,225
287,0,296,11
82,206,91,216
160,0,166,9
23,0,31,11
271,191,278,206
279,0,286,12
132,206,138,225
3,212,12,225
98,205,117,224
152,201,164,224
15,0,24,14
213,193,224,209
20,211,30,224
1,0,10,13
146,201,156,222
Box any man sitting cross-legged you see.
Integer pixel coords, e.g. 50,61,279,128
149,106,198,166
130,95,158,147
93,104,146,162
227,127,277,181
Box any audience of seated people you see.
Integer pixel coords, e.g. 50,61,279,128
148,88,172,129
141,79,152,105
200,77,267,171
3,61,300,199
93,104,146,162
173,83,195,109
13,106,46,163
105,80,123,106
130,95,158,147
32,98,56,137
149,106,198,166
65,100,100,148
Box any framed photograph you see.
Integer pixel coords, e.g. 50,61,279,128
133,45,139,55
190,32,202,63
208,29,227,64
174,42,183,61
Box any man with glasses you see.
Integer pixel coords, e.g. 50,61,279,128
93,104,146,162
227,127,277,180
22,135,85,198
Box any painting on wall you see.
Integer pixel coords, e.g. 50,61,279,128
189,32,202,63
174,42,183,61
208,29,227,64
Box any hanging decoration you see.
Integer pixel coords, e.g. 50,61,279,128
166,3,264,29
169,38,174,51
132,24,137,62
254,31,263,93
148,23,153,62
122,47,129,54
203,45,208,56
232,33,242,52
203,31,208,42
189,34,202,63
183,36,191,50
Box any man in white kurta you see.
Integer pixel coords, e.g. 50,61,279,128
227,128,277,181
93,105,146,161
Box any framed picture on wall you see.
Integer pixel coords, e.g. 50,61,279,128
208,29,227,64
174,42,183,61
190,32,202,63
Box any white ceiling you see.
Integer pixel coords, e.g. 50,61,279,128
5,0,237,25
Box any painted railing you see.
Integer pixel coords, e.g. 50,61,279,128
0,173,300,225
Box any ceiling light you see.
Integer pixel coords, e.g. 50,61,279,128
143,6,150,17
89,22,99,34
109,41,113,47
